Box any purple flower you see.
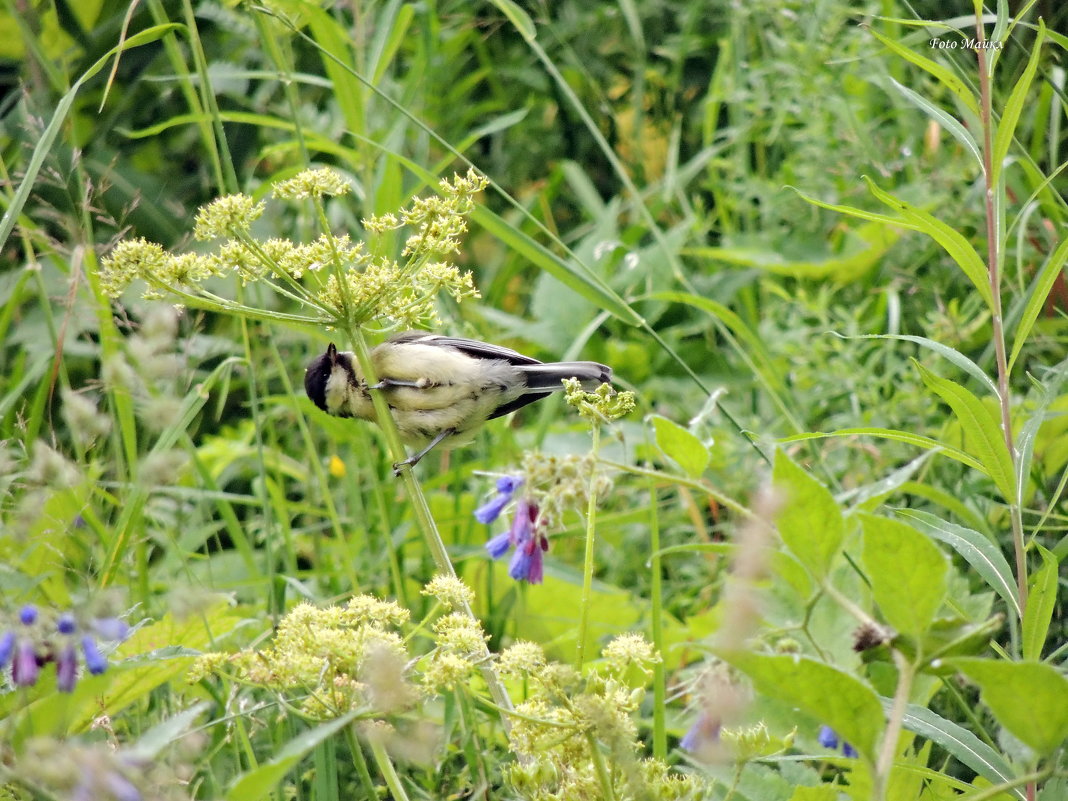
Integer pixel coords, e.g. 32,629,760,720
82,635,108,675
818,725,856,757
12,640,39,686
509,538,541,583
0,631,14,669
91,617,130,642
57,613,77,635
817,725,838,749
474,475,523,524
485,531,512,559
680,711,720,753
19,605,38,626
103,772,143,801
56,643,78,692
484,499,548,584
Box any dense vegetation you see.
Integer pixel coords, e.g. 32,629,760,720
0,1,1065,799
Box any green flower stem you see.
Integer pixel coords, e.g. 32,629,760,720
873,651,915,801
576,424,601,670
601,460,755,521
586,731,617,801
346,328,515,728
368,735,411,801
959,769,1053,801
647,476,667,760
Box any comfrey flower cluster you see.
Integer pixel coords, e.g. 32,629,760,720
476,452,615,584
817,724,857,758
99,167,484,331
479,477,547,584
0,604,128,692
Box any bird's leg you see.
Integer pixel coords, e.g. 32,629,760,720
369,377,429,390
392,428,456,476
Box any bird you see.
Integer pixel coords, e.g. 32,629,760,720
304,332,612,472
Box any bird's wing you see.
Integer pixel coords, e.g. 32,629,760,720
386,332,543,366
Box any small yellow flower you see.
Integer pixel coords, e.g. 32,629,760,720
421,574,474,610
193,194,265,241
272,167,351,200
563,378,636,422
329,455,346,477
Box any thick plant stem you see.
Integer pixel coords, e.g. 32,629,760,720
346,329,515,728
873,652,915,801
576,424,601,669
974,13,1028,617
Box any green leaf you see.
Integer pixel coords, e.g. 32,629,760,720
890,702,1023,800
886,77,982,168
127,703,211,761
772,452,844,578
867,27,979,115
227,712,361,801
473,207,641,325
860,515,948,638
833,333,998,397
915,362,1016,502
896,509,1020,620
949,659,1068,755
688,220,900,282
1009,234,1068,373
1021,545,1058,660
865,179,993,309
721,651,883,761
0,24,182,252
652,415,709,477
782,428,985,474
992,20,1045,185
487,0,536,41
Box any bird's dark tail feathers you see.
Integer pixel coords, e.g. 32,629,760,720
517,361,612,392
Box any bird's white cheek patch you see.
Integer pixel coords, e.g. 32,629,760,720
324,371,350,414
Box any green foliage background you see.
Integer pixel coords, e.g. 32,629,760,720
0,0,1065,799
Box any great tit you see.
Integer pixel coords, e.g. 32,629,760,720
305,332,612,471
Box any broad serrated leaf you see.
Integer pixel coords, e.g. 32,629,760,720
950,659,1068,755
915,362,1016,501
1021,545,1058,660
773,451,845,578
861,515,948,638
722,651,883,761
652,415,709,477
896,509,1020,619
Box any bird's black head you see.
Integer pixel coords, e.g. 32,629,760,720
305,343,338,412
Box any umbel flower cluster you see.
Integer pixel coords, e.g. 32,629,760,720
0,604,128,692
475,452,615,584
188,578,492,725
99,168,485,330
498,634,701,800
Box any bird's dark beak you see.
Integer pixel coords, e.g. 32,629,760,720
327,343,338,365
